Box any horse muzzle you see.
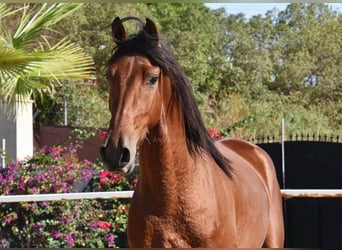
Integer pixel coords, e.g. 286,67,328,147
100,132,136,175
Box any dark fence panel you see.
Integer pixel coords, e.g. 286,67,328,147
284,141,342,189
258,141,342,248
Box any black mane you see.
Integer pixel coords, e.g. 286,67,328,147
108,18,232,177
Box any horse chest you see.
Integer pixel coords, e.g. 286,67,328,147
128,199,223,247
133,214,214,247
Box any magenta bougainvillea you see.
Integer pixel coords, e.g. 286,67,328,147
0,143,134,248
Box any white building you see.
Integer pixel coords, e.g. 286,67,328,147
0,99,33,162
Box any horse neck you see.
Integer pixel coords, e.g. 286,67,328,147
138,100,195,208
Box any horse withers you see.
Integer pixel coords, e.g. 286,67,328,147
100,16,284,248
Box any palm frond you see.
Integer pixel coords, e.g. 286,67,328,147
13,3,81,49
0,3,94,110
0,42,94,103
0,3,25,20
30,39,95,79
0,47,45,74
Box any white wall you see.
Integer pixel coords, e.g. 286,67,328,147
0,100,33,161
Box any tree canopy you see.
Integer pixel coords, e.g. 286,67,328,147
2,3,340,138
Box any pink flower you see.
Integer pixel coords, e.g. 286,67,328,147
32,186,39,194
131,178,138,187
5,217,12,225
40,201,48,207
98,221,111,230
51,229,61,239
99,170,110,178
65,233,74,246
104,232,115,246
110,173,122,183
98,131,109,140
208,128,223,140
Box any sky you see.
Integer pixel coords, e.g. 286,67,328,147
205,3,341,19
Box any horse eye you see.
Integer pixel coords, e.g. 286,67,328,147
148,76,159,85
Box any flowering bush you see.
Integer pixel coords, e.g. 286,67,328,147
0,144,136,248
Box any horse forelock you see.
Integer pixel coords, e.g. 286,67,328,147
107,22,232,177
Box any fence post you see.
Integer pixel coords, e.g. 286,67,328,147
281,118,286,189
64,100,68,126
1,138,5,168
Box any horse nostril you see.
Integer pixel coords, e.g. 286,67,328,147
119,147,130,167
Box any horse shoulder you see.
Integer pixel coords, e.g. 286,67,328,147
216,138,275,186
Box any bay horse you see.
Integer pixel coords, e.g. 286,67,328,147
100,17,284,248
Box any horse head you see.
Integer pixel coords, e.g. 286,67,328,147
100,17,168,174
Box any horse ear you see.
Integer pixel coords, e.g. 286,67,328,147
144,18,161,47
112,17,127,44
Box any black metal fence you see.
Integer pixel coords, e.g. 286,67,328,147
258,139,342,248
250,133,340,144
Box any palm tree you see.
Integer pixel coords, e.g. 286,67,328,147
0,3,94,109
